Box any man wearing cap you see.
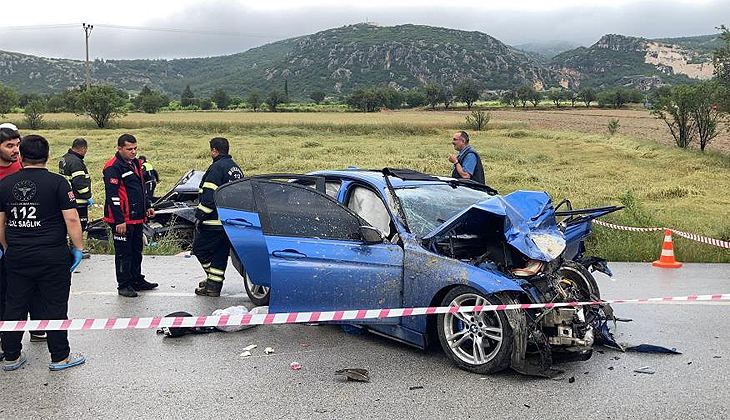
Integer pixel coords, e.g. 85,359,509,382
0,134,86,371
103,134,158,298
447,130,485,184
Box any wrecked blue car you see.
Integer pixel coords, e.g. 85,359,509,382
217,168,620,375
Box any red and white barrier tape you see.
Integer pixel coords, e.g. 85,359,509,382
594,220,730,249
1,294,728,332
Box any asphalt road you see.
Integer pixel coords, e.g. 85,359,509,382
1,256,728,420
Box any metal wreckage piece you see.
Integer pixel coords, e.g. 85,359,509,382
87,170,204,247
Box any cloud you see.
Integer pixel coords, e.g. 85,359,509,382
1,0,726,60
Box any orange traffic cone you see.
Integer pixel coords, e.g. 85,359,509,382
652,229,683,268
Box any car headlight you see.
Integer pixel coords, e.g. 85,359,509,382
530,233,566,260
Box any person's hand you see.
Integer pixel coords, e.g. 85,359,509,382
448,153,458,164
87,198,94,207
70,248,83,272
115,223,127,236
147,208,155,218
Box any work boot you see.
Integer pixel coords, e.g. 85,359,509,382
118,286,138,298
195,280,223,297
30,332,47,342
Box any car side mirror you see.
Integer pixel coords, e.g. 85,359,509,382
360,226,384,244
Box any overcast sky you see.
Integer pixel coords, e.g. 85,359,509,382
0,0,726,60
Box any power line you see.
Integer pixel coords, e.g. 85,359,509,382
0,22,280,39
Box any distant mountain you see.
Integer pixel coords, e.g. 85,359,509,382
514,40,583,59
0,25,721,98
550,33,718,91
0,24,574,98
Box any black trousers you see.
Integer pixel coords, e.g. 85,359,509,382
77,205,88,232
1,246,71,363
0,259,43,337
192,227,231,283
111,223,145,289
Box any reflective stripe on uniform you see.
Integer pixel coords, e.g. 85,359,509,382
76,199,88,204
198,188,203,194
207,273,224,282
70,170,87,178
202,220,222,226
197,204,214,214
202,262,211,268
77,187,90,194
121,171,134,178
202,182,218,191
208,267,225,276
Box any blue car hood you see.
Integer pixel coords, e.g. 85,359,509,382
421,190,565,262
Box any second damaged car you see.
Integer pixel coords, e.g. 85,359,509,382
217,168,621,376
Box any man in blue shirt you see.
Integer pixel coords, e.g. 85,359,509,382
447,131,485,184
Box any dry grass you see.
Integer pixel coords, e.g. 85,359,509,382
10,108,730,262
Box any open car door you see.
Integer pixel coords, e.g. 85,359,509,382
217,176,404,322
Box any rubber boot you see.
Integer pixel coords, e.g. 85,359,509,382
195,280,223,297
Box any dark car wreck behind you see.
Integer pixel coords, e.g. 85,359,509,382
87,170,204,247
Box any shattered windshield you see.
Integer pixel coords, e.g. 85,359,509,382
396,185,493,238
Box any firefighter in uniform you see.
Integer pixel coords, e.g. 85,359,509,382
139,155,160,199
193,137,243,297
0,134,86,371
59,138,92,237
103,134,158,298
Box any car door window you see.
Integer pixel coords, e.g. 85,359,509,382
216,179,255,212
257,181,362,241
347,186,392,238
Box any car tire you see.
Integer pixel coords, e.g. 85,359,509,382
244,272,270,306
230,250,271,306
558,260,600,300
436,286,514,374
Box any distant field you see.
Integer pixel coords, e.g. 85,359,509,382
7,108,730,262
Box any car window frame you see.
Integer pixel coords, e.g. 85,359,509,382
252,179,371,242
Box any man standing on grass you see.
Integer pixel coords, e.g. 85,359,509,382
0,134,85,371
193,137,243,297
447,130,485,184
103,134,158,298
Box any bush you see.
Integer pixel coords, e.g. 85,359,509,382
608,118,620,136
23,100,45,129
465,110,491,131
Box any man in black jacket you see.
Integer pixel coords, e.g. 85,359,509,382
103,134,158,298
59,138,92,233
193,137,243,297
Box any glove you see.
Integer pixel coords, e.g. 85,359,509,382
0,248,3,260
87,198,94,207
70,248,83,272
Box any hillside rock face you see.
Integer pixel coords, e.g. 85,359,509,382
550,34,717,91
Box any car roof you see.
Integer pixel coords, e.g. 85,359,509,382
308,168,450,189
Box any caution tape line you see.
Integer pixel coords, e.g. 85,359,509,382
594,220,730,249
1,294,728,332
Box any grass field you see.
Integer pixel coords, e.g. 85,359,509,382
7,109,730,262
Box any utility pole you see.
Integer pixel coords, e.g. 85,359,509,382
83,23,93,90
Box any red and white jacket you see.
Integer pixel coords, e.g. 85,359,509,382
103,152,150,225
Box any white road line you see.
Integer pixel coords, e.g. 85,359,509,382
71,290,248,298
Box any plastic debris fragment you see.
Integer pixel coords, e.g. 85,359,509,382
335,368,370,382
264,347,275,354
291,362,302,370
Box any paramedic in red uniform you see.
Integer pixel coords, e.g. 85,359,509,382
102,134,158,298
